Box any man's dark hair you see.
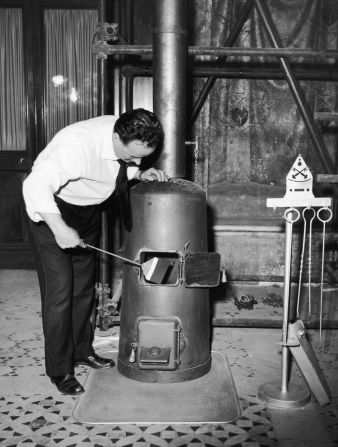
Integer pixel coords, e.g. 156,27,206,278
114,108,163,149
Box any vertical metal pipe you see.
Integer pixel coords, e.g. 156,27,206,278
190,0,254,124
98,0,109,286
98,0,107,115
125,74,134,111
254,0,335,177
125,0,134,44
153,0,187,178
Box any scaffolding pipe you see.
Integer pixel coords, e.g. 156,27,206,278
98,0,109,287
93,44,338,59
121,65,338,82
125,74,134,111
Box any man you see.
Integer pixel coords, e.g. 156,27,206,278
23,108,168,396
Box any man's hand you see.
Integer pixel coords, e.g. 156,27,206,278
54,226,85,249
137,167,169,182
39,212,85,249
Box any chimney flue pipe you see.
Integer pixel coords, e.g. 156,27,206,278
153,0,187,178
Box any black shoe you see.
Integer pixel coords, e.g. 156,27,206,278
51,374,84,396
75,353,115,369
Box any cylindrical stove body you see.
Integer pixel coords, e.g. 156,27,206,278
117,179,211,383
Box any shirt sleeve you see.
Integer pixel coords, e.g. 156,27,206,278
127,165,140,180
22,138,88,222
23,171,61,221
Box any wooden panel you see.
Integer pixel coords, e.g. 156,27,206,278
0,171,35,269
0,172,27,243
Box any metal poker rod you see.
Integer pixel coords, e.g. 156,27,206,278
85,244,173,284
85,243,141,267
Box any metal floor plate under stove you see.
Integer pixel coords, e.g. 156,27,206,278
73,351,241,425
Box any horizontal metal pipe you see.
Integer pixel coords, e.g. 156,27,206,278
212,320,338,329
93,43,338,59
122,65,338,82
104,316,338,330
317,174,338,183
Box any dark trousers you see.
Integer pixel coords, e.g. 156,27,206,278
29,198,100,377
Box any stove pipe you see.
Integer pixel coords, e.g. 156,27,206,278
153,0,187,178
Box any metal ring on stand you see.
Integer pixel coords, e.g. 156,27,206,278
317,207,333,223
302,206,316,221
283,207,300,223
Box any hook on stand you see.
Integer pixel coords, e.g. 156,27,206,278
317,207,333,340
296,207,316,318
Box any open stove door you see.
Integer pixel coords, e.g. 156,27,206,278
182,252,221,288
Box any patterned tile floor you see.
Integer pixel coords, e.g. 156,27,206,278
0,270,337,446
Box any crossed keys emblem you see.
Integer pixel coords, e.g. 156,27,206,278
290,156,309,180
291,166,308,180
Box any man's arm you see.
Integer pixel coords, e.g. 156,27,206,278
39,213,85,249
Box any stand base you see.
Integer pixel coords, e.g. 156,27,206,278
258,381,311,409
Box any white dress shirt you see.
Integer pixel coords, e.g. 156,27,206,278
23,115,139,222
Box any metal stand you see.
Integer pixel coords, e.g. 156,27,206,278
258,209,311,408
258,155,331,409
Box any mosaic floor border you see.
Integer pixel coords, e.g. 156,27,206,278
0,394,278,446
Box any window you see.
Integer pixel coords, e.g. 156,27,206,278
43,8,98,141
0,8,26,151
